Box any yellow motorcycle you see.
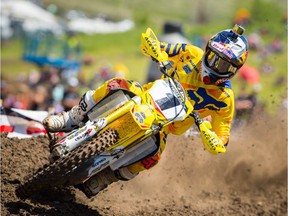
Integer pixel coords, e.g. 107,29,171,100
16,28,220,199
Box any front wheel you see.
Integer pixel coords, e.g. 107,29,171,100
15,128,118,199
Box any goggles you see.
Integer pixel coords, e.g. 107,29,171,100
205,49,238,74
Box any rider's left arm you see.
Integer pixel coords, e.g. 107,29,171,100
210,91,235,146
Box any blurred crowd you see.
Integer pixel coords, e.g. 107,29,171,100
232,8,287,126
1,62,128,114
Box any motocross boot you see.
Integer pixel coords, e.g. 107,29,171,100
79,167,138,198
43,90,96,133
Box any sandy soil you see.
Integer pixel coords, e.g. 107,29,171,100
1,112,287,216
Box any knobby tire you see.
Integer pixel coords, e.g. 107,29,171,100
15,128,118,199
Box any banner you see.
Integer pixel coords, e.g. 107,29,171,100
0,107,48,139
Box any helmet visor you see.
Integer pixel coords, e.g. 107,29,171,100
205,49,237,74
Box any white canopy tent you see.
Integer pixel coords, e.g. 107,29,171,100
0,0,63,34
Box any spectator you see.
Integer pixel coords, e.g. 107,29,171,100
238,64,261,91
2,83,32,109
247,32,263,51
30,85,50,110
234,85,258,128
233,8,251,26
62,77,81,111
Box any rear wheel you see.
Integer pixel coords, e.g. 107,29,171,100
15,128,118,199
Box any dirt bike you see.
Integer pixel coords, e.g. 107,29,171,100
15,28,219,199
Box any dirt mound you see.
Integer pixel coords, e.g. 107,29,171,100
1,113,287,216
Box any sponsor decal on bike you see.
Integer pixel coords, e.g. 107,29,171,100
134,112,144,124
67,126,87,140
92,118,107,131
88,157,110,177
173,80,186,101
75,128,93,142
107,78,130,91
88,147,125,176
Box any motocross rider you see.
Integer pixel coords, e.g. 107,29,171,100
43,24,248,197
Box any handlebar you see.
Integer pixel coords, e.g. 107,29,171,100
189,112,203,128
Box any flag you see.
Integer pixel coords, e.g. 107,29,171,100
0,107,48,138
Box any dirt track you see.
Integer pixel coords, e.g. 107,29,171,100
1,112,287,216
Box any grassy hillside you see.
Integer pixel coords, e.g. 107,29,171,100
1,0,287,112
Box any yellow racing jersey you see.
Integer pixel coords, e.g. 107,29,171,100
92,42,234,145
158,42,235,145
